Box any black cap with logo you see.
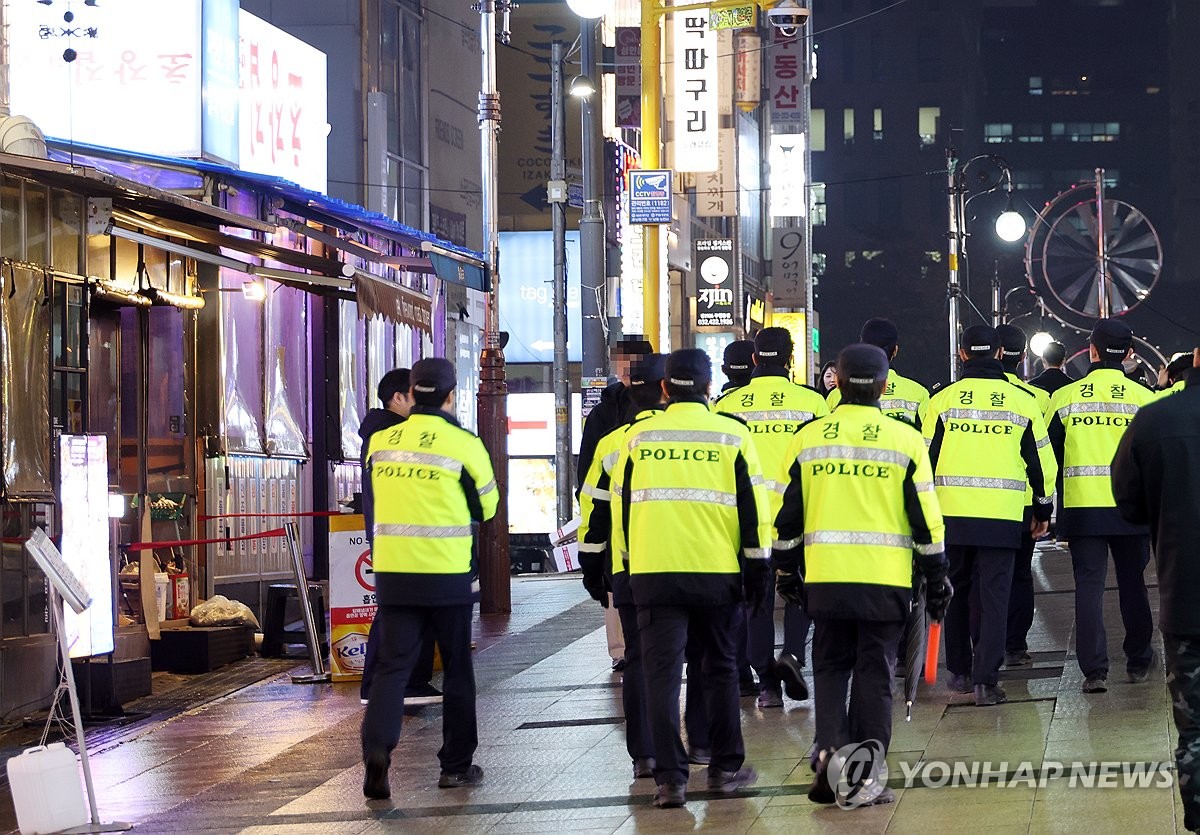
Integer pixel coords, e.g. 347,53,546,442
754,327,793,364
838,344,890,385
960,324,1000,357
665,348,712,392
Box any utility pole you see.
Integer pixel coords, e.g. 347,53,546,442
946,148,964,383
548,41,572,526
578,18,609,419
475,0,512,614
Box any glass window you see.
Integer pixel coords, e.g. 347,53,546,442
50,191,81,274
872,108,883,141
1,176,21,258
810,183,827,226
1029,76,1043,96
87,233,111,280
843,108,855,144
810,109,826,152
25,185,47,264
984,123,1013,143
918,107,940,147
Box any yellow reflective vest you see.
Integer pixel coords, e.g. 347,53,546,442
1046,365,1155,536
613,400,772,606
923,362,1057,547
368,409,498,605
1006,372,1050,414
713,372,829,524
773,404,947,621
827,368,930,427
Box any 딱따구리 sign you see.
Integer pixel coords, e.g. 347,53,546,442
694,238,736,328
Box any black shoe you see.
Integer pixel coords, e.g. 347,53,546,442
612,657,627,672
687,747,711,766
808,751,835,805
707,766,758,793
1082,674,1108,693
1128,650,1156,683
1005,650,1032,667
774,653,809,701
739,678,759,697
861,786,897,807
633,757,655,779
438,764,484,788
362,750,391,800
756,683,784,708
974,684,1007,706
403,683,444,706
653,783,687,808
947,673,972,694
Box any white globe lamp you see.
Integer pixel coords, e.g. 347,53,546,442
565,0,614,19
995,210,1027,243
1029,331,1054,358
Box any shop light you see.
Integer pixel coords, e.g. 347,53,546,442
242,281,266,302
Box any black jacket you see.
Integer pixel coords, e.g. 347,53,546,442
1112,371,1200,635
576,381,630,493
358,407,406,544
1029,367,1073,395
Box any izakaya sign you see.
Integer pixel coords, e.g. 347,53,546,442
673,13,719,172
694,238,736,327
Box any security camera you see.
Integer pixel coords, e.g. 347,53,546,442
768,0,810,37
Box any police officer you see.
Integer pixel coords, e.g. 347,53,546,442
997,324,1049,669
828,318,930,427
924,325,1057,706
720,340,755,392
614,348,772,808
577,354,668,779
714,327,826,707
361,358,498,799
1046,318,1156,693
774,345,952,807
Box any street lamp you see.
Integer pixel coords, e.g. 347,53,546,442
945,151,1022,382
1030,330,1054,358
565,0,612,18
569,75,596,99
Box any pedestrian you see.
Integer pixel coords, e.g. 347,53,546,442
577,354,668,779
578,335,653,673
774,344,952,807
614,348,771,808
360,358,498,799
996,324,1048,669
1157,352,1194,398
720,340,755,392
1029,340,1073,395
1112,348,1200,832
817,361,838,397
357,369,443,707
714,327,826,708
1047,317,1157,693
828,318,929,427
924,325,1057,706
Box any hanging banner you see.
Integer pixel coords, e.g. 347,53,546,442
769,27,804,125
615,27,641,129
769,133,807,218
735,32,762,111
771,226,807,306
694,238,736,327
329,514,374,682
673,13,719,172
697,129,736,218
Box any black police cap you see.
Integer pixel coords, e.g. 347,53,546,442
838,343,890,385
997,323,1028,359
666,348,712,389
754,327,793,362
629,353,667,386
722,340,754,373
411,357,456,395
960,324,1000,356
1090,317,1133,357
860,318,900,353
613,335,653,356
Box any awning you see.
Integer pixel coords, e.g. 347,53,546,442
354,271,433,333
427,249,487,292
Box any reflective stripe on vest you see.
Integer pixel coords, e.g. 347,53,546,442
934,475,1026,491
581,482,611,501
735,409,816,423
1064,465,1111,478
942,408,1030,427
629,429,743,449
371,449,464,473
805,530,914,549
795,445,912,468
880,398,921,414
629,487,739,506
1056,401,1140,420
374,523,472,538
744,547,770,560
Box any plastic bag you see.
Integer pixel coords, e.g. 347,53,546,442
189,595,261,629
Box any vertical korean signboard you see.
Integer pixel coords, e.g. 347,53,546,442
697,129,736,218
615,27,641,129
673,14,719,172
694,238,736,328
769,28,804,124
329,514,374,681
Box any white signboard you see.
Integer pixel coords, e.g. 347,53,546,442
769,133,807,219
673,13,719,172
58,436,113,658
697,129,736,217
507,393,583,457
8,1,205,157
238,11,328,192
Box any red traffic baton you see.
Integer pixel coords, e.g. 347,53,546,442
924,621,941,684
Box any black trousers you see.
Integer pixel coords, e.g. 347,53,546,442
616,604,653,761
1006,528,1036,654
945,545,1015,687
1164,633,1200,832
747,571,811,678
360,616,435,699
813,618,903,756
1070,535,1153,677
639,603,744,786
684,624,711,750
360,603,476,773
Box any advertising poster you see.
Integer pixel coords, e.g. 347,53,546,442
329,514,374,681
694,238,736,327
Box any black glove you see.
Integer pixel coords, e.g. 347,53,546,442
925,576,953,622
580,555,609,607
775,570,805,606
743,560,771,616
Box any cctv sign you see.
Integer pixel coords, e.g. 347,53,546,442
694,238,736,328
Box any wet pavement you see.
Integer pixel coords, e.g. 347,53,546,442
0,546,1189,833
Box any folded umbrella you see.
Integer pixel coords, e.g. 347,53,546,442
902,569,928,721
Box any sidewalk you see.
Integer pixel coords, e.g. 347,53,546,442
0,555,1188,834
